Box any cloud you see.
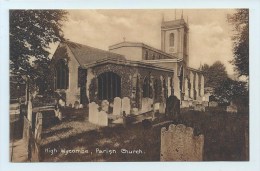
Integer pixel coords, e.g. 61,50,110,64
189,21,234,74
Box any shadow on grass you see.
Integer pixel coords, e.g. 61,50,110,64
42,127,73,139
174,108,249,161
40,122,168,162
39,107,249,162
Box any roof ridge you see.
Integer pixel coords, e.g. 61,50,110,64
59,40,125,66
65,40,123,57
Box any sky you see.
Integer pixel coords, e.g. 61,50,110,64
52,9,236,75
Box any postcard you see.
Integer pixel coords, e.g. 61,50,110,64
8,8,249,163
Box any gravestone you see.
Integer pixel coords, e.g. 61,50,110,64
181,100,189,108
209,101,218,107
159,103,166,114
194,104,205,112
202,101,209,107
132,108,139,115
113,97,122,115
192,101,199,107
147,98,153,111
226,102,238,113
165,95,180,117
160,124,204,161
59,99,66,107
101,100,109,112
89,102,99,124
98,111,108,126
122,97,130,115
141,98,149,113
154,103,160,112
74,101,80,109
34,112,43,142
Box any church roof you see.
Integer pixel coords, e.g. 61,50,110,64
65,41,126,66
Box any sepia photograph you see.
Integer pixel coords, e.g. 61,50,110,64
9,9,249,162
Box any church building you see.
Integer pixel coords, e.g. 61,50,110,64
51,17,205,119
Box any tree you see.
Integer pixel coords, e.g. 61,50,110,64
10,10,68,94
201,61,228,89
201,61,247,104
214,78,248,104
228,9,249,77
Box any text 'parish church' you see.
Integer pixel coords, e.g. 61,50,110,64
51,16,205,121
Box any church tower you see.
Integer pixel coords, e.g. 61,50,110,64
161,16,189,66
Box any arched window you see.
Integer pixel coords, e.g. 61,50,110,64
154,79,161,101
152,54,155,60
170,77,174,95
55,59,69,89
98,72,121,100
188,79,191,98
143,77,150,98
143,75,153,98
132,74,141,108
169,33,174,47
163,78,168,99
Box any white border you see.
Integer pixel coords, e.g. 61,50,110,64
1,0,260,171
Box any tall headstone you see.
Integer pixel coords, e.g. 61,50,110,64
122,97,130,115
160,124,204,161
113,97,122,115
98,111,108,126
89,102,99,124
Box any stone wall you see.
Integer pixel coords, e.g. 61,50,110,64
88,63,136,103
88,63,172,110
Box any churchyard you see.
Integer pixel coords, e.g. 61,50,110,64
10,105,248,162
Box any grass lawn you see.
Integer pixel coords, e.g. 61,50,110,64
38,106,248,162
